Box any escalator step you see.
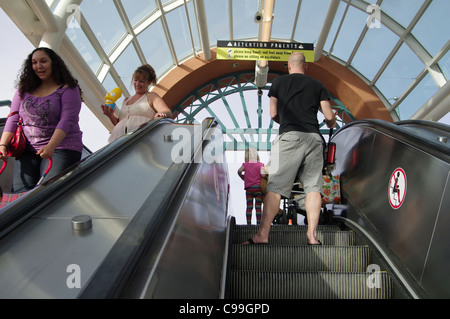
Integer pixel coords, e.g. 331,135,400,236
235,224,342,232
229,270,393,299
232,229,356,246
232,245,371,272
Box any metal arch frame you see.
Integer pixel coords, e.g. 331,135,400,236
172,71,353,151
328,0,448,119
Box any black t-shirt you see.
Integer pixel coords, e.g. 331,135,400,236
268,73,330,134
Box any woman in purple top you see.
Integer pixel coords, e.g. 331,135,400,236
0,47,83,192
238,148,267,225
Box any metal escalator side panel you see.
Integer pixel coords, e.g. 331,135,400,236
0,119,176,298
331,120,450,298
79,119,230,299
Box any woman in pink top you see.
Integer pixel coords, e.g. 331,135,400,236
238,148,267,224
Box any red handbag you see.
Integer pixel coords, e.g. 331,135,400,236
7,111,27,158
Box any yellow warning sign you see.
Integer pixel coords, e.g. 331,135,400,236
217,41,314,62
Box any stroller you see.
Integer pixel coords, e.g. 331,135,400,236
272,129,340,225
0,158,52,208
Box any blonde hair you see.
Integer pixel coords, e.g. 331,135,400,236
245,148,260,162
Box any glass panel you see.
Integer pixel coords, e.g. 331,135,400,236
351,24,399,82
381,0,425,28
375,42,423,103
166,6,192,61
187,1,200,51
138,20,173,77
66,22,102,75
122,0,156,26
113,44,141,90
203,0,228,43
232,0,259,40
412,0,450,56
295,0,330,44
271,0,297,39
438,113,450,126
49,0,61,12
395,73,438,120
80,0,126,55
325,3,368,62
440,50,450,81
79,103,110,151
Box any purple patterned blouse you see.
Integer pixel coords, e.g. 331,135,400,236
5,86,83,152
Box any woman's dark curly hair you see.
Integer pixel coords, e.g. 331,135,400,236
17,47,83,99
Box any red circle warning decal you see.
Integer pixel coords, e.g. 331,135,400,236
388,168,407,209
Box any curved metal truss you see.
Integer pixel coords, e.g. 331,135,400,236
173,71,354,151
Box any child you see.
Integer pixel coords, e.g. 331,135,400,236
237,148,267,224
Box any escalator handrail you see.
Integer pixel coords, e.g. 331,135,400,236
78,118,219,298
333,119,450,162
0,118,174,239
220,215,235,299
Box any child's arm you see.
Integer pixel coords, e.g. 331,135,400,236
237,165,245,181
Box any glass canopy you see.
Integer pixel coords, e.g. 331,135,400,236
1,0,449,150
58,0,449,122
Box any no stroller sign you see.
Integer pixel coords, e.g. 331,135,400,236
388,168,407,209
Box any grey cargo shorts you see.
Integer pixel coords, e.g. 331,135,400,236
267,131,323,198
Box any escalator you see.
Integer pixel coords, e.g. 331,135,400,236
0,116,448,299
227,222,399,299
222,119,449,299
0,117,230,299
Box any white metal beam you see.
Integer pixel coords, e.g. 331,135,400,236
0,0,45,45
193,0,211,60
255,0,274,89
37,0,82,49
410,79,450,122
315,0,340,61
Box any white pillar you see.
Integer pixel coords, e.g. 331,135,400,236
194,0,211,60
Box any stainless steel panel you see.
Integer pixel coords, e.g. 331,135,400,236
0,218,128,298
139,127,230,298
0,122,193,298
420,173,450,297
332,121,450,297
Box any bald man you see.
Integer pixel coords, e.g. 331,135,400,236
246,52,336,245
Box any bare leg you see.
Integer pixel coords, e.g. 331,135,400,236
245,191,281,244
305,191,322,244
